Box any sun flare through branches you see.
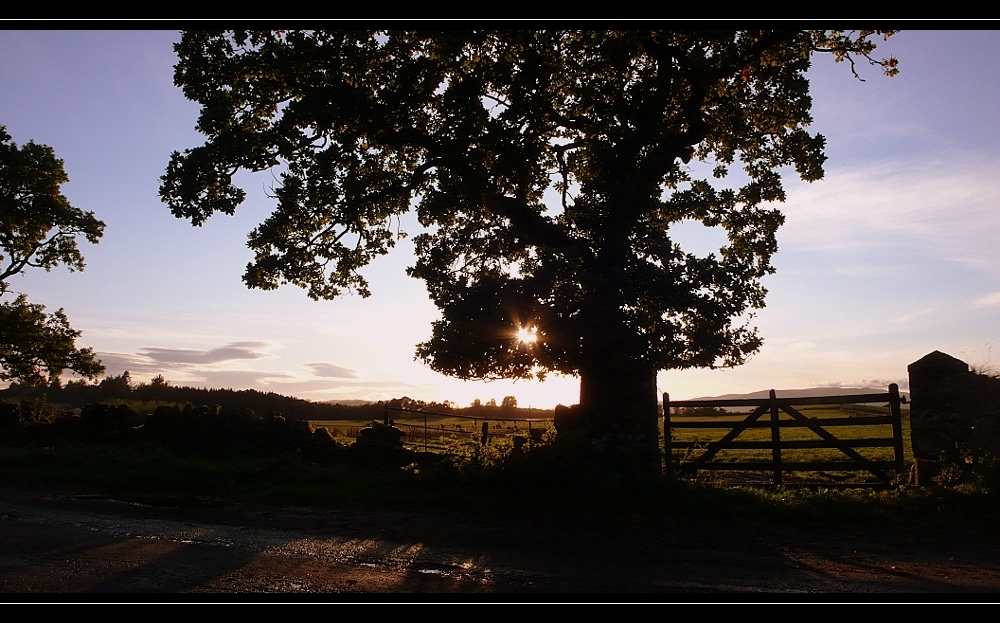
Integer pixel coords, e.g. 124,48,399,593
515,326,538,346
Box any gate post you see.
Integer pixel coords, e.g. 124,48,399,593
663,393,672,479
889,383,904,473
908,351,972,462
769,389,782,486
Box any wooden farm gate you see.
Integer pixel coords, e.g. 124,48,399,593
663,384,906,486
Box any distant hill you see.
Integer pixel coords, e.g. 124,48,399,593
685,386,909,402
322,399,375,407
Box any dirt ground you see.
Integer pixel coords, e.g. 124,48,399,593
2,484,1000,600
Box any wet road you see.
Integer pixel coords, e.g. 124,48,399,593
3,485,1000,597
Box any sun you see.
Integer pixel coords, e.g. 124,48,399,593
516,326,538,344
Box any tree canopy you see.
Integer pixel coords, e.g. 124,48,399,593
161,30,897,455
0,126,105,384
0,293,102,384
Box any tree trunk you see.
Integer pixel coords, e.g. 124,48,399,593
563,250,663,476
574,360,662,476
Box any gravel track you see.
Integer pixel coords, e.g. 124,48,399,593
3,485,1000,598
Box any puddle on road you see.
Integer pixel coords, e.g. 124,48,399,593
72,493,235,510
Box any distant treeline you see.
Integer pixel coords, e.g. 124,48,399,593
0,372,554,422
0,372,355,420
382,395,553,421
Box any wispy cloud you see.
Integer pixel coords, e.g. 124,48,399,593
781,152,1000,276
894,307,939,323
139,341,270,365
94,341,274,383
93,351,162,375
305,362,358,379
191,369,292,389
93,343,412,400
973,292,1000,309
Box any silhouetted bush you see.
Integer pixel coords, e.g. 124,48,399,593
350,420,413,465
78,403,143,441
0,399,70,439
0,400,37,430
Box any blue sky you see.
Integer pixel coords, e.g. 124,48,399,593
1,30,999,407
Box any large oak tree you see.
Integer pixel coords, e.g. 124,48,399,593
161,30,897,467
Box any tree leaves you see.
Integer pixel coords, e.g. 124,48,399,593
0,126,106,384
0,294,103,384
0,126,105,295
162,30,897,381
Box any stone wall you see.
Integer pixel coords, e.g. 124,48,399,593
908,351,1000,461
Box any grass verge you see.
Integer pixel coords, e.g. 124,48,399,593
3,437,1000,536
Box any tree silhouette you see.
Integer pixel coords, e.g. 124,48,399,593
99,370,134,397
0,126,104,384
149,374,169,388
161,30,897,468
0,294,103,385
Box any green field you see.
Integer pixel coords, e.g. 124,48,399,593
314,404,909,477
310,415,555,453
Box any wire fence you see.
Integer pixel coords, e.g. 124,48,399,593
384,406,553,452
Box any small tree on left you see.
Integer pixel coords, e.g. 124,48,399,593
0,125,105,385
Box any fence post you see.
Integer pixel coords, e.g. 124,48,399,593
528,420,533,448
481,421,489,446
663,392,672,479
384,404,390,426
423,411,427,452
889,383,904,475
769,389,782,486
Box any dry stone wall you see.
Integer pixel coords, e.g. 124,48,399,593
908,350,1000,461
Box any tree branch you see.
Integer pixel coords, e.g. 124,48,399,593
636,30,801,188
480,191,587,259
